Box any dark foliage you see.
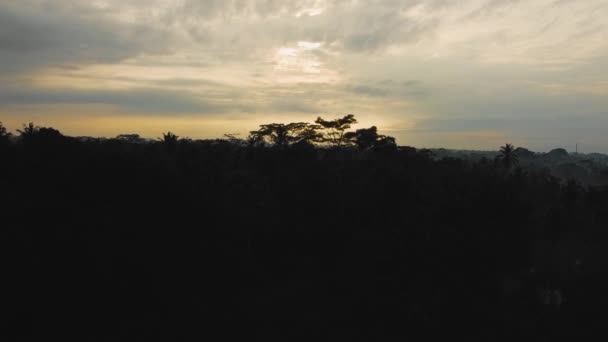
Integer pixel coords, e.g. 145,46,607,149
315,114,358,147
0,122,11,145
344,125,397,151
1,119,608,340
249,122,322,148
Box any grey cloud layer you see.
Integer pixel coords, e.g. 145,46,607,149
4,0,607,70
171,0,442,53
0,86,222,113
0,82,342,115
0,1,174,73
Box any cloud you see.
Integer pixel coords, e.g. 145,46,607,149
268,98,321,113
0,1,174,74
155,0,442,58
0,86,230,114
343,79,428,99
344,85,389,97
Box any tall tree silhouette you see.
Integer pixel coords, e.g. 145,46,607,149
17,122,38,138
498,143,519,169
293,123,323,146
315,114,357,147
0,122,11,145
160,131,179,143
158,132,180,154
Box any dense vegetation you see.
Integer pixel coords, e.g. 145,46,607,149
1,117,608,340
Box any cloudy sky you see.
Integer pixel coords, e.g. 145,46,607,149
1,0,608,151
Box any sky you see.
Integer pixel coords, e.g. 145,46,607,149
1,0,608,152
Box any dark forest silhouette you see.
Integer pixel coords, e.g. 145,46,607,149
1,116,608,340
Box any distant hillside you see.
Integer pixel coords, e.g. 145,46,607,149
430,148,608,186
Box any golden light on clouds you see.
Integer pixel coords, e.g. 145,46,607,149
271,41,340,84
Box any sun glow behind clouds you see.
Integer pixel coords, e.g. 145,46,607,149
272,41,338,84
295,3,325,18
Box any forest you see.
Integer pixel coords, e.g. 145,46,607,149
1,115,608,340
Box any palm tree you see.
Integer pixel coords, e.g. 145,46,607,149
159,131,179,152
17,122,38,138
0,122,11,144
498,143,519,169
159,131,179,144
17,122,65,145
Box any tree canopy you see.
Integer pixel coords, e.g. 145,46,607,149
249,122,322,147
315,114,358,147
345,126,397,151
247,114,395,150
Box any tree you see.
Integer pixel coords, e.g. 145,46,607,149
116,134,144,143
0,122,11,145
17,122,65,145
344,126,397,151
158,132,180,153
159,131,179,144
374,135,397,151
246,131,266,147
249,122,321,148
17,122,38,138
292,123,322,146
514,147,535,159
315,114,358,147
497,143,519,169
223,133,245,145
